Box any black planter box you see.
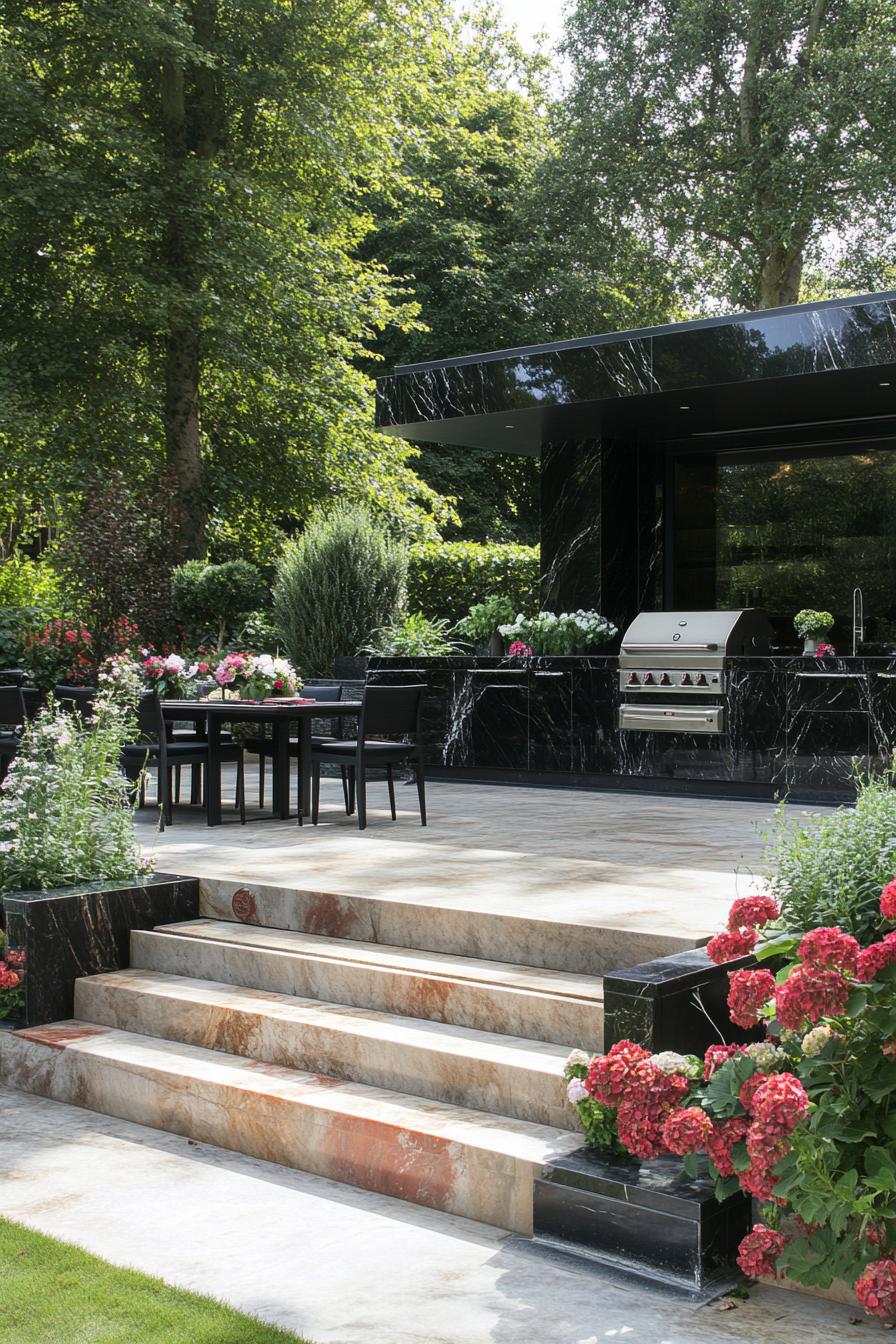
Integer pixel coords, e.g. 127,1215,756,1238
603,947,763,1056
534,1147,749,1299
2,872,199,1026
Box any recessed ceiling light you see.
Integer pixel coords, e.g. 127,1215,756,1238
679,405,690,410
881,381,891,387
504,423,514,428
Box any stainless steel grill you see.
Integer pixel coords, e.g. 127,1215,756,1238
617,609,770,734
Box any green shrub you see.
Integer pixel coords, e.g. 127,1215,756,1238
273,503,407,678
363,612,460,656
0,556,62,617
761,765,896,943
407,541,539,625
0,692,151,895
171,558,267,649
456,595,516,645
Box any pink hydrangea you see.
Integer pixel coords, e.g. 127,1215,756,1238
857,934,896,983
881,881,896,923
774,964,849,1029
703,1043,741,1080
662,1106,713,1156
750,1073,809,1137
727,895,779,932
707,928,758,964
856,1258,896,1319
797,926,860,975
705,1115,749,1176
737,1224,788,1278
727,968,776,1028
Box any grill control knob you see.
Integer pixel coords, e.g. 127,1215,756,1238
659,672,671,686
681,673,692,685
627,672,638,685
642,672,654,685
695,672,707,686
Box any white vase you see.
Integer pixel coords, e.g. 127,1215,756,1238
803,636,819,655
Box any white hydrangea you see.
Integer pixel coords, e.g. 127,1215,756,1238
743,1042,788,1072
801,1025,835,1057
650,1051,691,1074
564,1048,591,1070
566,1078,589,1104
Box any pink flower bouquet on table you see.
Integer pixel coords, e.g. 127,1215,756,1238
142,652,186,698
507,641,533,657
211,652,301,701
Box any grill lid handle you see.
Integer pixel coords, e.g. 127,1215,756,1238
621,641,719,651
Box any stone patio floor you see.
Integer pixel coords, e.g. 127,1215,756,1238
137,775,814,947
0,1085,861,1344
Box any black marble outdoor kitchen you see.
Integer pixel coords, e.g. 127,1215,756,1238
375,291,896,802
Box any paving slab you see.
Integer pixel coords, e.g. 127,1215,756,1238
0,1085,863,1344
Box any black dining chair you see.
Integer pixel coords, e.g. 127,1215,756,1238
0,668,27,686
0,685,26,785
122,692,245,829
310,683,426,830
243,684,353,814
54,685,97,720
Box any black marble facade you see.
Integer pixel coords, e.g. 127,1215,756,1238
368,653,896,802
2,873,199,1026
376,293,896,434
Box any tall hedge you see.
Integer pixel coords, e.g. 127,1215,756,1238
407,541,540,626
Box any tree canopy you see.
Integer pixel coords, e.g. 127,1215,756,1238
559,0,896,310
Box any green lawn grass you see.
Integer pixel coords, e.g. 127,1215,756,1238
0,1217,311,1344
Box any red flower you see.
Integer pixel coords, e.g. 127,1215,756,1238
750,1073,809,1136
881,881,896,923
703,1043,741,1080
774,964,849,1029
857,934,896,983
727,968,775,1028
739,1159,782,1202
0,967,20,989
705,1116,749,1176
798,926,860,975
745,1125,790,1167
738,1072,767,1112
727,895,779,933
737,1224,787,1278
707,928,757,964
585,1039,651,1105
662,1106,713,1155
856,1258,896,1319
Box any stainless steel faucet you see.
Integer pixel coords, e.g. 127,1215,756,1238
852,587,864,657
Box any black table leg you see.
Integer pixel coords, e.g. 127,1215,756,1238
273,717,291,820
299,717,313,824
206,714,223,826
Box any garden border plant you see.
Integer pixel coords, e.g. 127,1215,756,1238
561,770,896,1320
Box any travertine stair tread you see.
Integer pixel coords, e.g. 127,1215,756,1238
7,1022,579,1160
78,968,570,1073
153,918,602,1004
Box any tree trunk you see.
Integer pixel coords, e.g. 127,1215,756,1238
159,2,220,560
758,244,804,309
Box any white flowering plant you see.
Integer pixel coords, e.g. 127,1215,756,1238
0,692,152,896
498,610,618,655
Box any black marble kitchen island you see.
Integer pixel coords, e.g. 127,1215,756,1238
368,654,896,803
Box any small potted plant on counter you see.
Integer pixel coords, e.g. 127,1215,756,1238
794,608,834,656
456,595,515,656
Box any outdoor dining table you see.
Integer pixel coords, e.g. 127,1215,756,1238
162,698,362,825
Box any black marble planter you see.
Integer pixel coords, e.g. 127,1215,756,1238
2,872,199,1027
533,1147,749,1299
603,947,764,1056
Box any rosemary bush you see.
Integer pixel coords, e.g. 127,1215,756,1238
0,693,151,895
761,766,896,944
273,504,406,676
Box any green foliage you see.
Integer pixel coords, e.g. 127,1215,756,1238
363,612,459,657
0,607,36,668
0,556,62,618
562,1051,625,1154
273,503,407,678
761,769,896,943
407,541,539,626
0,694,151,896
794,609,834,638
457,595,516,645
559,0,896,308
172,559,266,650
0,0,452,560
237,609,283,656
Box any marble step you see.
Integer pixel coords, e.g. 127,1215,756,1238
0,1023,581,1233
135,919,602,1048
75,969,573,1129
198,876,699,976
